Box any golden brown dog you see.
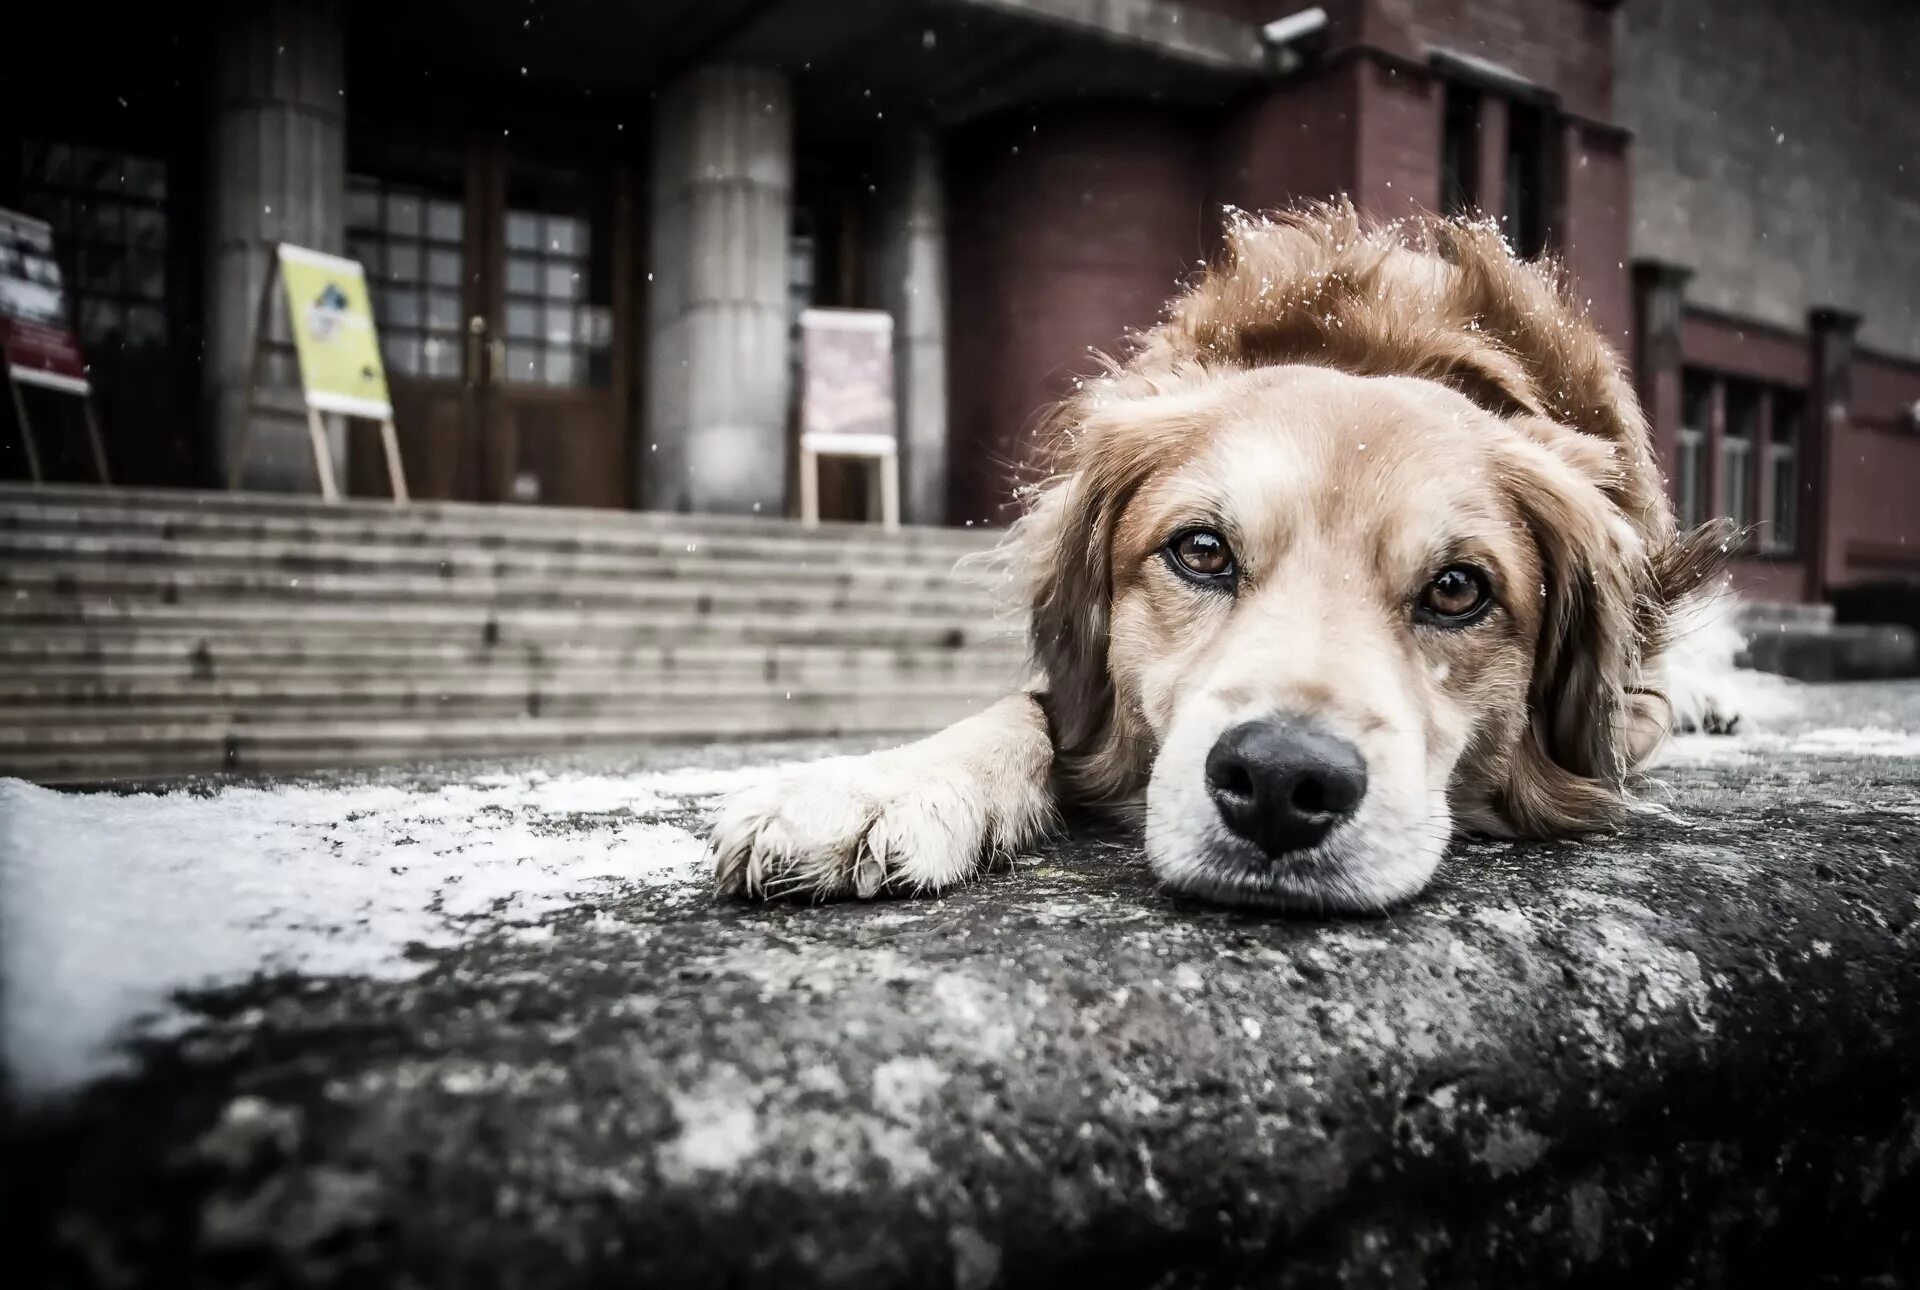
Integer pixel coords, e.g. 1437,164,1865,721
709,204,1741,912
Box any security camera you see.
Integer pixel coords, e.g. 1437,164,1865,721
1260,7,1329,74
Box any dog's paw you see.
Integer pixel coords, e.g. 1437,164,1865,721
1667,666,1747,736
1672,687,1742,736
1662,592,1749,737
708,753,1002,902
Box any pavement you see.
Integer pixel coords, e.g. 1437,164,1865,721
6,679,1920,1288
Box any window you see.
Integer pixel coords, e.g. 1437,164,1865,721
17,140,168,352
1505,102,1553,258
1440,84,1481,216
1721,381,1760,534
1765,390,1804,555
788,222,818,399
500,209,593,389
1677,368,1806,555
346,176,466,380
1677,371,1712,531
789,231,817,323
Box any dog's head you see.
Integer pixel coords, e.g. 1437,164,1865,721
1014,206,1728,912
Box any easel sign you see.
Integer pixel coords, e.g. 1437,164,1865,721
797,307,900,530
0,206,110,484
229,243,408,503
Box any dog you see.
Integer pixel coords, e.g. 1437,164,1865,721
709,203,1742,913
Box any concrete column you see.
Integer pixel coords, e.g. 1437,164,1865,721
1807,306,1862,599
1632,259,1693,485
644,65,793,515
875,131,949,527
205,0,346,492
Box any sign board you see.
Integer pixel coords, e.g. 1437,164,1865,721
0,207,90,395
795,307,900,529
276,244,392,419
798,307,895,452
228,244,408,503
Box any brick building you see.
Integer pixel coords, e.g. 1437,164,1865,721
1621,0,1920,604
2,0,1915,604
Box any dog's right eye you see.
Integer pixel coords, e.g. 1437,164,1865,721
1164,529,1236,587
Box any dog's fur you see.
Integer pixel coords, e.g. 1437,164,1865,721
710,204,1741,912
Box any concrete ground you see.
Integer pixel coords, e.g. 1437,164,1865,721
6,680,1920,1287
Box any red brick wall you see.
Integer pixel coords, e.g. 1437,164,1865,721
1361,0,1618,123
1662,315,1920,597
1727,557,1811,604
1210,62,1359,220
1681,313,1812,388
1558,121,1634,355
1183,0,1616,122
938,2,1632,528
1352,56,1440,220
1836,352,1920,584
1851,351,1920,437
946,107,1207,524
1674,310,1816,601
1831,428,1920,586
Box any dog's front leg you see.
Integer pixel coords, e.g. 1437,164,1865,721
708,693,1056,901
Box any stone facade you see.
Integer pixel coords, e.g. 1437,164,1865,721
1620,0,1920,361
5,0,1914,604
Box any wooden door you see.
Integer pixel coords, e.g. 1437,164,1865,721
346,135,631,507
344,139,484,501
474,151,631,509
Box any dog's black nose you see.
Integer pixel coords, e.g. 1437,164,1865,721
1205,719,1368,858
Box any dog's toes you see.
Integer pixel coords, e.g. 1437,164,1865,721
706,755,993,903
865,779,991,895
710,827,751,896
705,760,881,902
1692,698,1742,737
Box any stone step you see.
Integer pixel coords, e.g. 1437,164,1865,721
1732,598,1837,628
0,636,1026,679
0,487,1001,564
0,677,1012,736
0,563,1006,619
0,630,1026,671
0,530,1009,595
0,486,1022,782
0,698,990,784
0,667,1022,710
0,510,1003,574
0,480,999,539
1738,620,1919,682
0,599,1021,650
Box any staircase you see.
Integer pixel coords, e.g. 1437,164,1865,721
0,485,1026,784
1735,599,1919,681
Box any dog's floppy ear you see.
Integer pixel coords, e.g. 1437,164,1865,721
1015,474,1114,758
1496,426,1652,833
1497,422,1734,833
1009,384,1196,804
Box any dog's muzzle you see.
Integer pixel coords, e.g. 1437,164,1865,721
1204,718,1368,860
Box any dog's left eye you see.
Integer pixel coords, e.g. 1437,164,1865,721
1417,565,1494,625
1164,528,1236,586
